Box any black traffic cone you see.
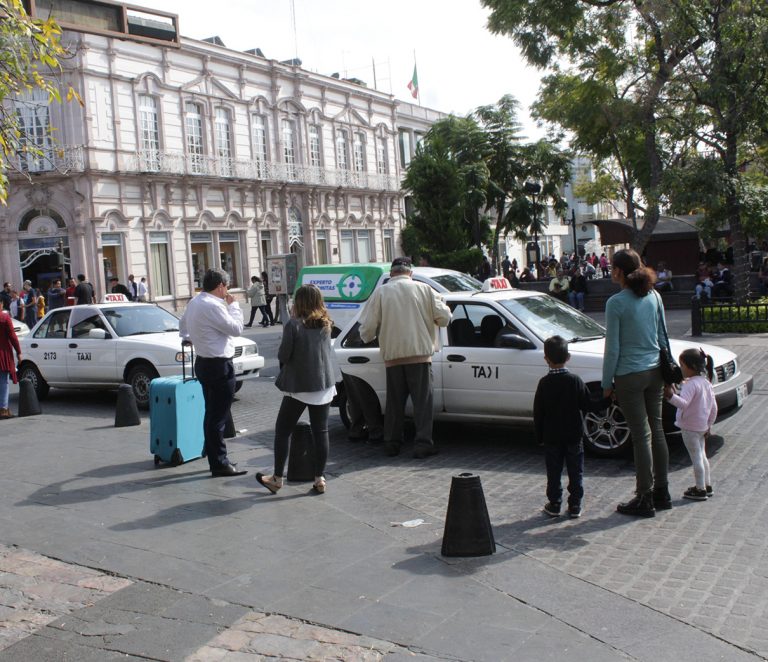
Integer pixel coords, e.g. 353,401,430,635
287,422,315,482
115,384,140,427
441,473,495,557
17,378,41,417
224,410,236,439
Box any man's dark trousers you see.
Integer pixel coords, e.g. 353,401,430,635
195,356,236,470
384,362,433,447
545,443,584,507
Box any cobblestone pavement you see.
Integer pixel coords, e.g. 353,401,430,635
0,544,132,652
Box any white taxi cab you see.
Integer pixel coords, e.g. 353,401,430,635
334,280,753,456
18,299,264,408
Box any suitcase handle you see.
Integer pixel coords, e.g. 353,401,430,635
181,340,195,381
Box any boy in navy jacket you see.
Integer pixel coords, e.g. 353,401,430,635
534,335,606,518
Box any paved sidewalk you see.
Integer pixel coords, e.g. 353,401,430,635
0,312,764,661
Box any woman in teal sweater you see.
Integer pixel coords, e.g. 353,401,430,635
602,249,669,517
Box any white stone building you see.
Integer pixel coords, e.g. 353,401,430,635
3,0,440,309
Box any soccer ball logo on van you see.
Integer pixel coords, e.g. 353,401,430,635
338,274,363,299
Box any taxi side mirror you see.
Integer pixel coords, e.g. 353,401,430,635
497,333,535,350
87,328,110,340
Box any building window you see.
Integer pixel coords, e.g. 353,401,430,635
376,138,388,175
309,125,321,168
260,230,273,266
336,128,348,170
282,119,296,179
101,233,124,287
15,88,51,172
218,231,241,289
315,230,328,265
190,231,213,290
139,95,160,171
252,115,268,178
185,102,204,174
339,229,371,262
215,107,233,176
149,232,171,296
353,132,366,173
398,130,411,168
383,229,394,262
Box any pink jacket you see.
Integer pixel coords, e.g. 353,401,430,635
667,375,717,433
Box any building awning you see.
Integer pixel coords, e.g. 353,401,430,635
585,215,703,246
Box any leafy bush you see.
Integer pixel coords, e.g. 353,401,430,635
702,299,768,333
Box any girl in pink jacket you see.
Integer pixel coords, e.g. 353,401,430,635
664,349,718,501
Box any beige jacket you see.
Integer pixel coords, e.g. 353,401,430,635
359,275,451,366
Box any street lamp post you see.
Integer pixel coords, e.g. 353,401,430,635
523,181,542,270
58,239,66,284
564,208,578,259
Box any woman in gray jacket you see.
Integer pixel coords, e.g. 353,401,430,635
256,284,334,494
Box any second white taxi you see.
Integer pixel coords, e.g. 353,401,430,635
18,301,264,408
335,285,753,457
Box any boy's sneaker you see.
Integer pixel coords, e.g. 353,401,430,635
543,501,561,517
683,486,708,501
568,504,582,518
706,485,713,497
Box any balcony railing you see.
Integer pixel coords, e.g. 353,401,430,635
10,145,85,174
125,150,400,191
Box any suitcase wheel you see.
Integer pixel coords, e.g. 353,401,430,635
154,454,161,466
171,448,183,466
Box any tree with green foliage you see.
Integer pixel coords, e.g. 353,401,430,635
0,0,77,204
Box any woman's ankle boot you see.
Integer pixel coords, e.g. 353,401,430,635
617,492,656,517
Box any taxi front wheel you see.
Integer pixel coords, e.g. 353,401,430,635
583,398,632,458
18,363,49,400
127,363,158,410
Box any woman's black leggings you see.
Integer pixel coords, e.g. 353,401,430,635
273,396,329,478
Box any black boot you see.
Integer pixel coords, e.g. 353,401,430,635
653,486,672,510
617,492,655,517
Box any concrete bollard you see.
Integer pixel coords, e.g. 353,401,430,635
441,473,495,557
286,421,315,482
115,384,141,427
17,378,41,417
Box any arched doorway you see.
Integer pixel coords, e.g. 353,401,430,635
18,210,70,290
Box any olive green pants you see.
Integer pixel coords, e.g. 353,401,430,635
614,367,668,495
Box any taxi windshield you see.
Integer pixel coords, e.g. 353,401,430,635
430,273,482,292
102,306,180,337
499,295,605,342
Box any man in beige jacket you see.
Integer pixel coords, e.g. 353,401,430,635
359,257,452,458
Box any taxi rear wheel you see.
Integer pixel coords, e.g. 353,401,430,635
583,399,631,457
127,363,158,410
18,363,49,400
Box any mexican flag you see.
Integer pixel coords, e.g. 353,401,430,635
407,64,419,99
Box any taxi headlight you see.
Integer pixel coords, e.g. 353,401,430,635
175,351,191,362
243,344,258,355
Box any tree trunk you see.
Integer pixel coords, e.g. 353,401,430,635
631,119,663,255
723,130,750,302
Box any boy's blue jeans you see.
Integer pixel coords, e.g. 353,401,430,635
545,444,584,507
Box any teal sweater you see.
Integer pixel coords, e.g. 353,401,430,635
601,289,667,389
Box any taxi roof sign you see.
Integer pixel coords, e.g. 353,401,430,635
103,293,129,303
481,277,512,292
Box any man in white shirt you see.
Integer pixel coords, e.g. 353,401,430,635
137,277,148,302
179,268,247,477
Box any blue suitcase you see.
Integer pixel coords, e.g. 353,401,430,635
150,348,205,466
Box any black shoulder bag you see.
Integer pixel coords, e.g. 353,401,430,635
655,291,682,385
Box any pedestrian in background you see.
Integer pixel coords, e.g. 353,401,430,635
256,284,334,495
137,277,148,302
47,279,67,310
65,278,77,305
21,281,37,328
244,275,268,327
261,271,277,325
359,257,451,459
0,305,21,419
602,249,669,517
36,288,45,321
74,274,95,305
0,283,11,312
179,268,247,478
665,349,718,501
535,336,597,519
